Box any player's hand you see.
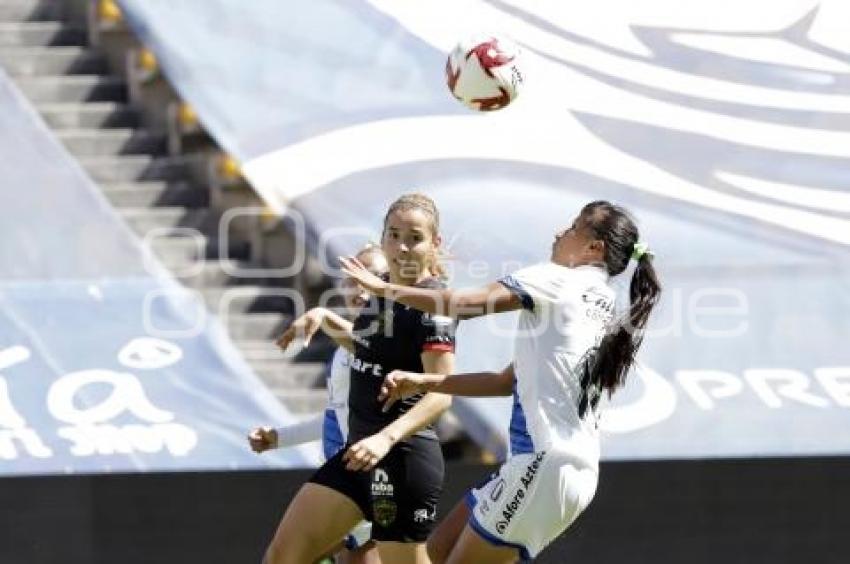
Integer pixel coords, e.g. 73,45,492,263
276,308,325,350
248,426,278,453
339,256,388,296
379,370,427,412
343,432,393,472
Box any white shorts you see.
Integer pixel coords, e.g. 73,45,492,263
465,451,598,560
344,520,372,551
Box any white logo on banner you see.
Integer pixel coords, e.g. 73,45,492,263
49,369,197,457
0,341,198,460
118,337,183,370
601,364,678,433
0,346,53,460
602,365,850,433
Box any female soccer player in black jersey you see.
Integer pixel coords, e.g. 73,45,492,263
263,193,457,564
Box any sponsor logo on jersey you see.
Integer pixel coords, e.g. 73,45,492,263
351,333,370,348
421,313,453,327
373,498,397,527
413,507,435,523
490,478,506,502
371,468,394,496
371,468,397,527
351,356,384,377
494,452,546,534
582,287,614,322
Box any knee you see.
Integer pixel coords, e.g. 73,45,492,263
262,543,282,564
263,541,302,564
427,538,449,564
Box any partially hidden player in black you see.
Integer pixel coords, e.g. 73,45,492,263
264,193,457,564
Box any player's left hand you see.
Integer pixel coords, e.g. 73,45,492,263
379,370,427,412
343,432,394,472
339,256,388,296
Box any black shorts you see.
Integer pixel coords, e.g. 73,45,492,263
309,436,444,543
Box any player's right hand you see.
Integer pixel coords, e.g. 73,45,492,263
276,308,324,351
379,370,427,412
248,426,278,453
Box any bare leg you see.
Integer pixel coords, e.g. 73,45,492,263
339,540,381,564
427,498,470,564
377,541,430,564
264,483,364,564
445,524,520,564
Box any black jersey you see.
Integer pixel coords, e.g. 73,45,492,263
347,277,456,442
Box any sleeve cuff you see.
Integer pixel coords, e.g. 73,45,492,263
499,276,534,311
422,342,455,353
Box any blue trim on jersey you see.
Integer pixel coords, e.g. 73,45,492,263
509,382,534,456
322,408,345,460
344,534,362,551
464,489,477,509
498,276,534,311
468,508,532,562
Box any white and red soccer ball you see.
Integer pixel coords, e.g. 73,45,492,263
445,34,524,112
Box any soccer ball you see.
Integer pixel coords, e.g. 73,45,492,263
445,35,524,112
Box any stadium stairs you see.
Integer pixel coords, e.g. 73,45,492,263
0,0,329,416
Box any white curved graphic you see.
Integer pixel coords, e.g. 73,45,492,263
0,346,30,429
245,113,850,245
0,346,31,370
118,337,184,370
669,34,849,73
600,364,678,434
47,370,175,425
246,0,850,247
718,172,850,214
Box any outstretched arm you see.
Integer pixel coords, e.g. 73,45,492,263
340,256,522,319
379,364,515,410
276,307,355,352
247,414,324,453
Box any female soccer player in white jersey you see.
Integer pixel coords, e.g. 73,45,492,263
340,200,661,563
248,243,388,564
263,194,458,564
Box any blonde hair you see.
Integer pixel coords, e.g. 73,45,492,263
354,242,388,275
382,193,447,279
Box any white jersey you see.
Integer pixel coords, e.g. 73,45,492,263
327,347,373,549
322,347,351,459
499,263,615,471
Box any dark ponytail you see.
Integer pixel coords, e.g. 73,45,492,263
580,201,662,393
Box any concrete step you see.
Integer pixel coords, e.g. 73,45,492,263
0,47,106,75
38,102,139,129
100,181,209,208
0,22,85,47
56,128,166,156
224,312,292,341
148,234,250,267
233,334,336,362
201,285,296,315
14,75,125,103
248,360,326,389
119,207,215,235
234,339,289,362
0,0,63,22
172,259,267,289
79,155,192,182
272,388,329,415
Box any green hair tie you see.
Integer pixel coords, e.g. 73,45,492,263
631,242,650,261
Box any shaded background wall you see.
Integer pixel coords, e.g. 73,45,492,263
2,458,847,564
